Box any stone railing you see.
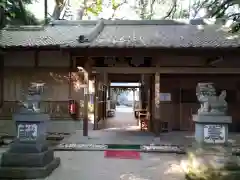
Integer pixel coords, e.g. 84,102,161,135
0,101,71,120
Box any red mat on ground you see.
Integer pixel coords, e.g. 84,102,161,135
104,150,140,159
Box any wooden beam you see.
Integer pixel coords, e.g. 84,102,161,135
4,67,70,71
108,74,141,82
110,86,140,89
81,47,240,57
160,67,240,74
93,67,240,74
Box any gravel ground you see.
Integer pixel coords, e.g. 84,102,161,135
0,147,186,180
35,151,186,180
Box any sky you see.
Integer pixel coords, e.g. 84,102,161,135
27,0,55,20
27,0,198,20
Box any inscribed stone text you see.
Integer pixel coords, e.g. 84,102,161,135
17,124,38,141
203,125,225,143
60,144,107,149
141,145,179,151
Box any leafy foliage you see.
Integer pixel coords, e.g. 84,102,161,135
112,88,135,95
86,0,102,16
0,0,39,26
194,0,240,32
54,0,191,20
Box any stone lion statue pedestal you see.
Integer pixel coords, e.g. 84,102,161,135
0,83,60,179
193,82,232,145
183,83,240,180
193,115,232,144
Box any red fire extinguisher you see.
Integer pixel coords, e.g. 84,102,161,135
69,100,76,115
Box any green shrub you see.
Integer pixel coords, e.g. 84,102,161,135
183,152,236,180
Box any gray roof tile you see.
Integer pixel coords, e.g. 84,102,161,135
91,24,240,48
0,25,95,47
1,20,240,48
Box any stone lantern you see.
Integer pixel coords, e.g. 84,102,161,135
0,83,60,179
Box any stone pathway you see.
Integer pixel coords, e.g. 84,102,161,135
63,108,191,146
61,107,240,147
105,106,138,129
63,109,159,145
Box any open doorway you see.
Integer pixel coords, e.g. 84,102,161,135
106,82,141,130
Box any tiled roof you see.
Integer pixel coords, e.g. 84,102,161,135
1,19,240,48
0,24,96,48
91,24,240,48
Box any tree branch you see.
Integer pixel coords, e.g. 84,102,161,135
18,0,28,25
109,0,127,20
210,0,234,17
162,0,177,19
149,0,156,19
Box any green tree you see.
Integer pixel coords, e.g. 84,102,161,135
0,0,39,27
53,0,190,20
53,0,127,20
192,0,240,32
131,0,189,20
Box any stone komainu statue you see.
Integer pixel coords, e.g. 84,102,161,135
18,83,44,112
196,83,227,115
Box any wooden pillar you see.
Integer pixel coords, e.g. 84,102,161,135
141,75,145,109
154,72,161,135
145,75,150,110
98,72,108,124
83,59,92,136
141,74,150,110
150,72,161,135
133,88,136,111
149,74,154,132
103,72,108,120
93,75,98,130
97,81,103,122
108,81,111,100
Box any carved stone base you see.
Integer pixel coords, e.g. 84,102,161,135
193,115,232,144
9,141,49,153
1,149,54,167
0,157,60,179
0,142,60,179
